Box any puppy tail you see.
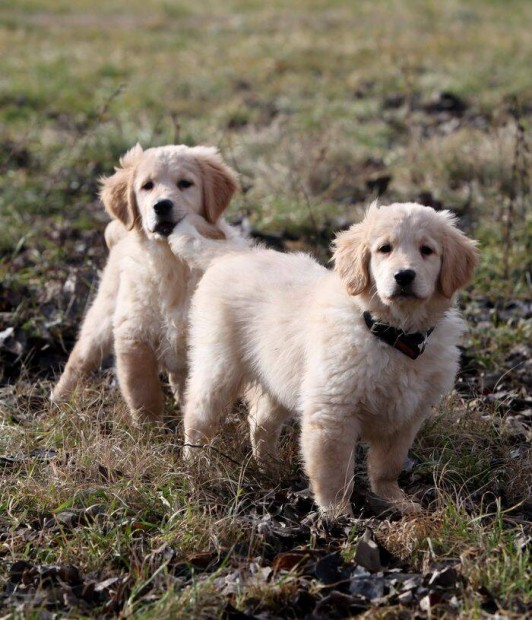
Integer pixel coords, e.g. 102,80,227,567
168,216,249,270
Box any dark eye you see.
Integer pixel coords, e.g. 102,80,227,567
177,179,193,190
420,245,433,256
142,181,154,191
378,244,392,254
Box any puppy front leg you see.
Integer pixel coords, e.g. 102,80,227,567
366,421,423,514
300,412,359,518
114,336,164,425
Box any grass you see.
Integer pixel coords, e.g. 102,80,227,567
379,500,531,615
1,388,530,617
1,0,531,617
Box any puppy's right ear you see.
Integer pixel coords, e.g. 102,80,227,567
100,143,143,230
332,221,371,296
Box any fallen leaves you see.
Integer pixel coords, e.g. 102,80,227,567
4,559,131,616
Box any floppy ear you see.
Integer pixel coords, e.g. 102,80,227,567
99,143,143,230
192,147,239,224
438,212,479,298
332,222,371,296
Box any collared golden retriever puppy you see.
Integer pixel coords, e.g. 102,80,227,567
168,202,478,516
52,144,243,423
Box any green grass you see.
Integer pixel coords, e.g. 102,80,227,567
1,0,531,617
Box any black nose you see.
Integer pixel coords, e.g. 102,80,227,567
154,199,173,216
394,269,416,286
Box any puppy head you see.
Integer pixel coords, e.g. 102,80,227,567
100,144,238,240
334,202,478,305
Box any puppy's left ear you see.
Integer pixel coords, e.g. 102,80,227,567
100,143,144,230
332,223,371,296
439,212,479,298
192,147,239,224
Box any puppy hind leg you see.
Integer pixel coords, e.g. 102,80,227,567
246,386,291,471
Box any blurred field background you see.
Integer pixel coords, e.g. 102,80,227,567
0,1,531,618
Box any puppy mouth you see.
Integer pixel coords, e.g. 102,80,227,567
152,215,186,237
153,221,176,236
390,288,419,300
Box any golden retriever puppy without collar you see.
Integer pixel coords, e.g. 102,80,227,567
52,144,244,423
168,202,478,516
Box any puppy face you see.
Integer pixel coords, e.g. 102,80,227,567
368,206,445,304
334,202,478,306
100,144,238,240
133,147,204,238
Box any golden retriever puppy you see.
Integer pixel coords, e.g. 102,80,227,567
168,202,478,516
52,144,243,423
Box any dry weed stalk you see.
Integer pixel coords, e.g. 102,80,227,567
502,105,531,281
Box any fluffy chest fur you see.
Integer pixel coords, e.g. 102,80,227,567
302,298,465,433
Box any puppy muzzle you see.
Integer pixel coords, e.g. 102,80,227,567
391,269,418,299
152,199,179,236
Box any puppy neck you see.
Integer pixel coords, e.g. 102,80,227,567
353,287,451,334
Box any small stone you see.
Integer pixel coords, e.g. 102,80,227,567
402,576,422,591
349,576,385,601
354,529,382,573
428,566,459,589
55,511,79,528
398,590,413,604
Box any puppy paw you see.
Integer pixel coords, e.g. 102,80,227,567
318,501,354,521
129,411,165,431
182,441,205,462
255,456,283,479
394,499,423,515
367,491,422,516
50,381,73,403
